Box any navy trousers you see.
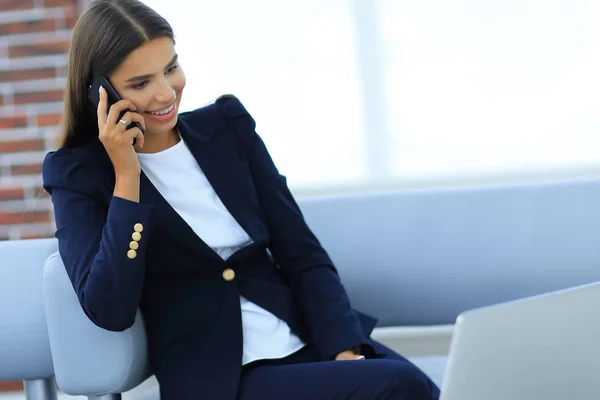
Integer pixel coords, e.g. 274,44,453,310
237,340,441,400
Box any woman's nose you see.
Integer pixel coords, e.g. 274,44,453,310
155,79,175,103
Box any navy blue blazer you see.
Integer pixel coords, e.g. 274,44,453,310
42,95,378,399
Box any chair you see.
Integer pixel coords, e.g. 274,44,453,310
42,251,152,400
0,238,58,400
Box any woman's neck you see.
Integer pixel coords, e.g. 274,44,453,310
136,128,180,154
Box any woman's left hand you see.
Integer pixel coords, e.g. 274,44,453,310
335,350,365,361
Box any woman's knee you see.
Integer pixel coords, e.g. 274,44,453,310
382,361,439,399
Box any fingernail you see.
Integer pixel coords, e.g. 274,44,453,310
99,86,103,94
358,356,365,360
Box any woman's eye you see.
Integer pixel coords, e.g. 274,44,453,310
166,65,179,75
130,66,178,90
132,81,148,90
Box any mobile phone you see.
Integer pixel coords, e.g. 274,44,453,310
87,76,144,134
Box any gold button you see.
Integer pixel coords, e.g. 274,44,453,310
127,250,137,259
129,241,139,250
134,223,144,233
222,268,235,281
132,232,142,241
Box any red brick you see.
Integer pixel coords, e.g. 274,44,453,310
0,381,23,391
13,90,64,105
0,211,51,225
9,41,70,58
11,163,43,175
65,15,78,29
0,0,34,11
44,0,77,7
0,19,55,36
0,68,56,82
0,139,46,153
0,188,25,201
0,115,28,129
37,114,62,126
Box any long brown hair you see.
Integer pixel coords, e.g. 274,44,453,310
58,0,174,149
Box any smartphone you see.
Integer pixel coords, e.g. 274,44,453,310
88,76,144,134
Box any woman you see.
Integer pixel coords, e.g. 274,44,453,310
42,0,441,399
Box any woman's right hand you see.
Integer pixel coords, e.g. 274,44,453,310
97,86,146,178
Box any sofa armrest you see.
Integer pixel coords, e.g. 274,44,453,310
371,324,454,357
0,238,57,381
42,252,151,396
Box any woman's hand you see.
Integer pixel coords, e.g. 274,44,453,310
335,349,365,361
97,86,145,178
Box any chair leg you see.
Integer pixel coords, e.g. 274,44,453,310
23,379,57,400
87,395,122,400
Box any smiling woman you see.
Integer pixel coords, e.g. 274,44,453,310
41,1,441,399
106,38,185,154
57,0,179,150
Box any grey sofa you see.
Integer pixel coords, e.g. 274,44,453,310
309,178,600,328
0,239,57,400
3,176,600,399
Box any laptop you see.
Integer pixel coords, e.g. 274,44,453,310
440,281,600,400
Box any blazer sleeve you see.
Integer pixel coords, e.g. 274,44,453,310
216,96,372,360
43,157,156,332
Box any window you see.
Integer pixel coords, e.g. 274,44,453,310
142,0,600,190
381,0,600,181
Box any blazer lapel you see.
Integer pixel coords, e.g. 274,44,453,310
138,111,262,261
139,172,223,261
178,113,263,245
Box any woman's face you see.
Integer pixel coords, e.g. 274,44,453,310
109,37,185,137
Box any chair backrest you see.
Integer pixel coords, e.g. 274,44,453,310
43,252,151,396
297,177,600,327
0,238,57,381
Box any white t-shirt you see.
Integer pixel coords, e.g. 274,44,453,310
137,136,305,365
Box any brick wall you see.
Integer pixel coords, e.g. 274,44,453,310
0,0,86,243
0,0,88,392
